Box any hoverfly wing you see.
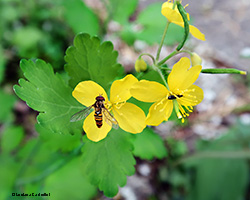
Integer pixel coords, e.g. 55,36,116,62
70,106,93,122
103,107,119,129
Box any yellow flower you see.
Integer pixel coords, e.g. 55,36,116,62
135,58,147,72
161,0,205,41
72,74,146,142
130,57,204,125
191,52,202,66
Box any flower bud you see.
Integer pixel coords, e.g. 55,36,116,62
191,52,202,66
135,58,147,72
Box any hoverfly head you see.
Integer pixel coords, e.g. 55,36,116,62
96,94,105,101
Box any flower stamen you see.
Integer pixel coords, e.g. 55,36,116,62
113,101,126,109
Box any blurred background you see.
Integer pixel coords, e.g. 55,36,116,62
0,0,249,199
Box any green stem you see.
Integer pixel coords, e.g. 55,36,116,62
176,1,189,51
159,66,171,70
139,53,156,64
180,49,193,56
158,50,177,66
155,65,170,90
157,49,195,66
156,21,170,61
201,68,247,75
135,72,145,80
15,143,84,186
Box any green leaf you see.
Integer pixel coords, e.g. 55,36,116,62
36,124,82,153
0,155,19,200
62,0,99,35
185,129,249,200
138,70,164,85
65,33,124,90
0,46,6,84
44,157,97,200
13,27,44,57
23,183,44,200
165,23,185,45
167,138,188,157
13,59,83,135
119,24,137,45
0,89,16,123
132,127,167,160
81,130,135,197
1,126,24,154
135,3,183,45
187,159,248,200
109,0,138,24
128,97,152,116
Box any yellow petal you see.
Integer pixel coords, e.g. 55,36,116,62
174,21,206,41
162,1,173,10
72,81,108,107
113,102,146,133
189,25,206,41
110,74,138,103
161,1,191,22
168,57,202,91
146,98,173,126
177,85,204,106
130,80,168,102
83,111,111,142
161,5,183,23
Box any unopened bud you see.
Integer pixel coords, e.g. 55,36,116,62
191,52,202,66
135,58,147,72
240,71,247,75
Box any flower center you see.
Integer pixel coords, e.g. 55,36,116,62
104,101,112,111
105,100,126,111
167,91,183,100
168,89,197,123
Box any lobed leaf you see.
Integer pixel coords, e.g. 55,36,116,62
13,59,83,135
36,124,82,153
65,33,124,91
81,130,135,197
132,127,167,160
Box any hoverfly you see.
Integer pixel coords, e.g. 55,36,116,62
70,95,119,129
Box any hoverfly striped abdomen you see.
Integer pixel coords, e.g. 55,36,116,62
93,95,105,128
94,110,103,128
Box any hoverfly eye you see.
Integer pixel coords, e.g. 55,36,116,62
96,95,105,101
